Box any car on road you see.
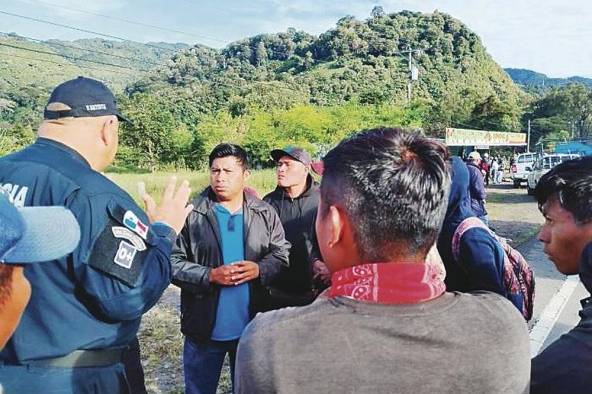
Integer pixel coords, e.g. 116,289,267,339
526,153,580,195
511,153,537,187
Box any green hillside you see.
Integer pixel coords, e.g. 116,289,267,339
505,68,592,94
117,10,526,169
128,11,525,134
0,33,187,152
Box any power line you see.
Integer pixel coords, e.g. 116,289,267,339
0,51,136,76
0,7,344,62
19,0,227,44
0,42,146,73
0,37,303,94
2,32,160,68
0,9,178,54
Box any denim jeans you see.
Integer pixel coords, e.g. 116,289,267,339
183,337,239,394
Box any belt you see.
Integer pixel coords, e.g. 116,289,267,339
20,348,127,368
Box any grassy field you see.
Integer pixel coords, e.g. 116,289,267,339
107,169,278,205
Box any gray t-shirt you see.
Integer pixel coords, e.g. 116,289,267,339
236,291,530,394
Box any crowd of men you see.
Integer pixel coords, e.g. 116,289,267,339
0,76,591,394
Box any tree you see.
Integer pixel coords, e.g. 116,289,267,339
469,95,521,132
371,6,385,19
254,41,268,66
119,93,193,171
529,84,592,140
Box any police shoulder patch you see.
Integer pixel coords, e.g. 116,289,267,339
87,202,152,286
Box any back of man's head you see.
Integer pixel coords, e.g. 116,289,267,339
535,156,592,225
320,128,450,261
38,77,127,171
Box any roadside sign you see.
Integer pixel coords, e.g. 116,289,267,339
445,127,527,146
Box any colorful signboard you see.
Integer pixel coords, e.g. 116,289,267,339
445,128,527,146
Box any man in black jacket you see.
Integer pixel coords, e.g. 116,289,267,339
263,146,330,309
171,143,290,394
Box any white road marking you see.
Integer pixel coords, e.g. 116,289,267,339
529,275,581,357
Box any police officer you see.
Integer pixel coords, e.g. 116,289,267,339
0,77,193,393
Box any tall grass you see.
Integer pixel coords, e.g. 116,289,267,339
107,169,278,204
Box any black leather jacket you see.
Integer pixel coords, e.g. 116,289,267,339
171,187,290,342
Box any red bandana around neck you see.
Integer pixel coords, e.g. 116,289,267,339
328,262,446,304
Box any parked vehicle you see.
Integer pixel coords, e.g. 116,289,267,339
511,153,537,187
526,153,581,195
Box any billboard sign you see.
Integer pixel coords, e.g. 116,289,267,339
445,128,527,146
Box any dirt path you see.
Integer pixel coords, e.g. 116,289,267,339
485,182,544,246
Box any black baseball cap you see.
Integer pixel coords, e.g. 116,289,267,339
271,146,312,166
44,76,129,122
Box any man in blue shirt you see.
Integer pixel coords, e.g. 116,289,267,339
211,203,250,341
0,77,193,393
171,143,290,394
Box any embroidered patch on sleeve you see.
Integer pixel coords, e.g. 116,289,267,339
87,203,152,287
123,210,149,239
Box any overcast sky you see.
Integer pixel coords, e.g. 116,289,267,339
2,0,591,77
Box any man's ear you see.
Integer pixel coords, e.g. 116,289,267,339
100,117,116,147
327,205,345,248
243,168,251,180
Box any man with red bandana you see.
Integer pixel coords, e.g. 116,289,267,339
235,128,530,394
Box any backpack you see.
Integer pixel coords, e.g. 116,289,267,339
452,217,535,320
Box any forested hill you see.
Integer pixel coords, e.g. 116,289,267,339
0,33,187,93
505,68,592,92
130,10,524,128
0,33,187,148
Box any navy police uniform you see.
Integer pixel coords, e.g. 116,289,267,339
0,138,175,393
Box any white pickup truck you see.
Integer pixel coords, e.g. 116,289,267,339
526,153,580,195
511,153,537,187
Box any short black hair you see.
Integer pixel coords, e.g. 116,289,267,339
535,156,592,225
208,143,249,169
320,127,450,261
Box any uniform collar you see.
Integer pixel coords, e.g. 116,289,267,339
35,138,92,168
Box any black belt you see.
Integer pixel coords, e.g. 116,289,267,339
19,348,126,368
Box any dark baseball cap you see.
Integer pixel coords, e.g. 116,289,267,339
44,76,129,122
271,146,312,166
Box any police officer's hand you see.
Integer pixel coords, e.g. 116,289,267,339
209,265,239,286
140,176,193,235
229,261,259,285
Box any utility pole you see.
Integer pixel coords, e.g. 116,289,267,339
527,119,531,153
400,47,422,102
407,51,412,102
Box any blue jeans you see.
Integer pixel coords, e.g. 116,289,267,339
183,337,239,394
